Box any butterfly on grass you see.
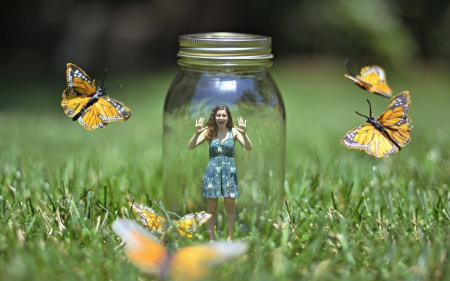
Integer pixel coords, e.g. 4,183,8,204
344,60,392,98
129,202,211,238
61,63,131,130
341,91,412,158
112,219,247,281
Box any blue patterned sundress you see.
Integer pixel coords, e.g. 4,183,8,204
203,129,238,198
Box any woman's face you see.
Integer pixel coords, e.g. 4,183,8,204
215,109,228,129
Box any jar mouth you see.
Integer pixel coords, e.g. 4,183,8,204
178,32,273,60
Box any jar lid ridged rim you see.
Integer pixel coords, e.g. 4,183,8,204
178,32,273,60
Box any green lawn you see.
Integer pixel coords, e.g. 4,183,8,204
1,58,450,280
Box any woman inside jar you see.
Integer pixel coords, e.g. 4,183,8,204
188,104,253,242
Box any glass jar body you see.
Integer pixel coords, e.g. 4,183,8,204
162,61,285,217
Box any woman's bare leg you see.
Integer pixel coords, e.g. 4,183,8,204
206,198,219,241
224,197,236,241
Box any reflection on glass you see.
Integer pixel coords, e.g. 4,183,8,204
162,33,285,218
163,70,285,217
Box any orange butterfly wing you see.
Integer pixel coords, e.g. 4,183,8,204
341,123,399,158
112,219,169,276
341,91,412,158
129,202,211,238
175,211,212,238
113,219,248,281
341,123,374,150
66,63,97,95
61,63,131,130
129,202,167,234
345,65,392,98
96,97,131,123
365,127,400,157
61,63,97,117
76,101,106,130
61,89,88,118
170,241,248,280
77,97,132,131
377,91,412,146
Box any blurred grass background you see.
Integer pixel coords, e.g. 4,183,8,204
1,58,450,280
2,0,450,280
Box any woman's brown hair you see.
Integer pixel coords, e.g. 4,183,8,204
205,104,234,142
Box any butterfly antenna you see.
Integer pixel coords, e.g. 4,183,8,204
354,99,373,119
101,69,108,89
344,59,355,76
103,85,122,91
366,99,372,116
355,111,370,119
100,68,122,91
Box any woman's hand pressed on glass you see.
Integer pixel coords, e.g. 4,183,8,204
195,117,207,134
234,117,247,134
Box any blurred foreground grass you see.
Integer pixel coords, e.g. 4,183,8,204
1,58,450,280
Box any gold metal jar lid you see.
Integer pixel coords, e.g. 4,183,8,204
178,32,273,60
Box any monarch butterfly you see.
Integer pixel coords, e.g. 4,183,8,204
112,219,247,281
61,63,131,130
344,60,392,98
129,202,211,238
341,91,412,158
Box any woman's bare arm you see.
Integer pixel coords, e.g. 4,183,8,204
188,117,208,149
233,117,252,151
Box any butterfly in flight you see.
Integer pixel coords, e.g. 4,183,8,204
129,202,211,238
61,63,131,130
344,60,392,98
112,219,247,280
341,91,412,158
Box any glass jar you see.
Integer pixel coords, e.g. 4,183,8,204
162,32,285,218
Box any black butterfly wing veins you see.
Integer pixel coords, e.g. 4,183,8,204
175,212,211,237
77,104,107,130
341,123,373,151
61,63,132,130
61,63,97,118
344,61,392,98
76,97,132,130
66,63,97,96
341,91,411,158
358,66,392,97
129,202,167,234
341,119,401,158
61,89,79,117
97,97,132,123
377,91,412,147
364,127,400,157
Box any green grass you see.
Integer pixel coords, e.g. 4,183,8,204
1,58,450,280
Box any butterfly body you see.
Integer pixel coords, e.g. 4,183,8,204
61,63,131,130
112,219,247,280
344,62,392,98
71,87,104,121
367,116,385,132
341,91,412,158
362,114,402,151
